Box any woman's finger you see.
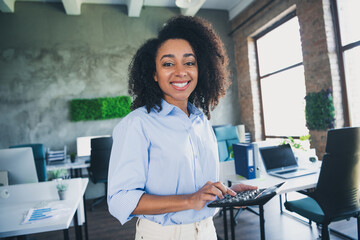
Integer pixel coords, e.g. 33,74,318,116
200,193,217,201
212,181,236,196
230,183,258,192
226,187,236,196
205,184,225,199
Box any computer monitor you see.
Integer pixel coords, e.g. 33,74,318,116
0,147,38,185
76,135,111,158
252,140,280,174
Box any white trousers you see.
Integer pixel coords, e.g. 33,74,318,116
134,217,217,240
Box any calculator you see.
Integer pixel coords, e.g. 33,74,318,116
207,182,286,208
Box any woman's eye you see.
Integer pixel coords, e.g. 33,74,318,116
185,62,195,66
162,62,173,67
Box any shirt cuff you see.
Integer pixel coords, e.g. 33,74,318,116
108,189,145,225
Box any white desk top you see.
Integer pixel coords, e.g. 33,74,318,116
0,178,88,238
46,158,90,171
226,162,322,194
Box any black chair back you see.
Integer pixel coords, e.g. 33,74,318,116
89,137,113,184
315,127,360,221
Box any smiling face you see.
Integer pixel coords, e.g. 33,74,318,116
154,39,198,112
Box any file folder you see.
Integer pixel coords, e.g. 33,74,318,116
233,143,256,179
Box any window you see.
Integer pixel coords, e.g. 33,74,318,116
333,0,360,126
255,13,308,138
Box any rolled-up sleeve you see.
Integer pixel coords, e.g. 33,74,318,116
107,115,149,225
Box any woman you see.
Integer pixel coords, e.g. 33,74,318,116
107,15,257,239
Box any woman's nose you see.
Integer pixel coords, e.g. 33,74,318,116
175,64,187,77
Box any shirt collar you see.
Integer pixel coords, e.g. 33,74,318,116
155,99,204,120
187,102,204,120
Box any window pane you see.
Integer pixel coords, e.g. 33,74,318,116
257,17,302,76
344,46,360,126
337,0,360,46
261,66,308,136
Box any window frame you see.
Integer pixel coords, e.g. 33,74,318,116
330,0,360,126
253,10,305,139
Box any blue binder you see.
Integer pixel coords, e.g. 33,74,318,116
233,143,256,179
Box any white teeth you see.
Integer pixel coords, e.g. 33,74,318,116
172,82,188,88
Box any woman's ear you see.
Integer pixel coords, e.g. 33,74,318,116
154,73,158,82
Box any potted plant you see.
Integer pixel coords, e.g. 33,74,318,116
48,169,68,181
280,134,311,151
56,181,68,200
280,134,317,164
70,152,76,163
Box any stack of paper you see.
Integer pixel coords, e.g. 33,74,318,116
245,133,251,143
47,146,67,163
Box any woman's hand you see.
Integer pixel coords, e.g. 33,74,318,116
188,181,236,210
230,183,258,192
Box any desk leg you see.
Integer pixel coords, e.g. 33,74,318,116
74,210,83,240
259,205,265,240
357,216,360,239
63,229,70,240
230,207,235,240
83,195,89,240
70,168,83,178
222,207,228,240
75,169,82,178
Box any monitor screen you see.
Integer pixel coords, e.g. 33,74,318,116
260,144,298,171
0,147,38,185
76,135,111,157
252,140,279,173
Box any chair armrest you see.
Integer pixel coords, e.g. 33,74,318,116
297,188,315,197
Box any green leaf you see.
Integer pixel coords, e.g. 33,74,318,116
70,96,132,121
305,89,335,130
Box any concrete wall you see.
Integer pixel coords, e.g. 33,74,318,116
0,2,240,152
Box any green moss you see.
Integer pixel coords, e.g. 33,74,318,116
305,89,335,130
70,96,132,121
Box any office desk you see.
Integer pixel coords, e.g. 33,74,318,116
47,158,90,178
0,178,88,239
47,158,91,240
227,165,321,193
223,163,321,240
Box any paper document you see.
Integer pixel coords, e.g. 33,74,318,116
22,206,70,224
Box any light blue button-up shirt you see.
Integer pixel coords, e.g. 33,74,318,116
107,99,219,226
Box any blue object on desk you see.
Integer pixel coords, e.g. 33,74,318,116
233,143,256,179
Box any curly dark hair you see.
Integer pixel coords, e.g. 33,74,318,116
128,15,230,119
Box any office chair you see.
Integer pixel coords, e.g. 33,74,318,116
88,136,113,210
213,125,240,162
213,125,259,233
284,127,360,240
9,143,47,182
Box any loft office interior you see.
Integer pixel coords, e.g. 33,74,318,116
0,0,359,239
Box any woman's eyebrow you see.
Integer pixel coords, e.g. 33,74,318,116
184,53,195,58
160,53,195,60
160,54,174,60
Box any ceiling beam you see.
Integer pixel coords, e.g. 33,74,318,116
62,0,82,15
229,0,254,20
126,0,143,17
179,0,205,17
0,0,15,13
